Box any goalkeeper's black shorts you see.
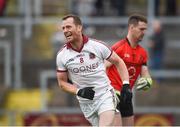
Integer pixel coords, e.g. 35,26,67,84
116,97,134,117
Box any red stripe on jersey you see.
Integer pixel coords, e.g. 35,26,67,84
66,35,88,53
57,69,67,72
106,50,113,60
90,38,113,60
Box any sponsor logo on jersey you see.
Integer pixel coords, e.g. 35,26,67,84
89,53,95,59
76,54,84,58
69,62,99,74
67,58,74,64
67,54,85,64
124,53,130,58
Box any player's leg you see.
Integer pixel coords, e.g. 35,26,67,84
112,95,122,126
113,112,122,126
86,114,99,126
120,96,134,126
99,110,115,126
98,89,117,126
122,116,134,126
79,102,99,126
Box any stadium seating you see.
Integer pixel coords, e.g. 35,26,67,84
0,88,52,126
4,88,52,111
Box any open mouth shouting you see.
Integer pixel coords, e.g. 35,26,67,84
65,32,72,41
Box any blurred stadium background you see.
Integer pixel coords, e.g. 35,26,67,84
0,0,180,126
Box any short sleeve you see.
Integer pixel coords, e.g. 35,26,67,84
96,41,112,60
142,50,148,65
56,52,67,72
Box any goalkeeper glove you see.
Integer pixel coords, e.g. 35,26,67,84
136,77,153,91
121,84,132,104
77,87,95,100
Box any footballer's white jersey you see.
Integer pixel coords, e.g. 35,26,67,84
56,35,113,102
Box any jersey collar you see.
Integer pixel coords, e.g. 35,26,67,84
66,34,88,52
126,37,131,46
126,37,139,49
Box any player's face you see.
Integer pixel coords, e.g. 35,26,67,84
61,17,82,43
132,21,147,42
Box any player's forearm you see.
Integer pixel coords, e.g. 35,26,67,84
104,60,112,69
58,80,77,95
115,59,129,83
141,66,151,78
107,51,129,83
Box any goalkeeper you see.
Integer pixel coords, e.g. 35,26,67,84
106,13,153,126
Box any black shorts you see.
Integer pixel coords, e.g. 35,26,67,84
116,96,134,117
